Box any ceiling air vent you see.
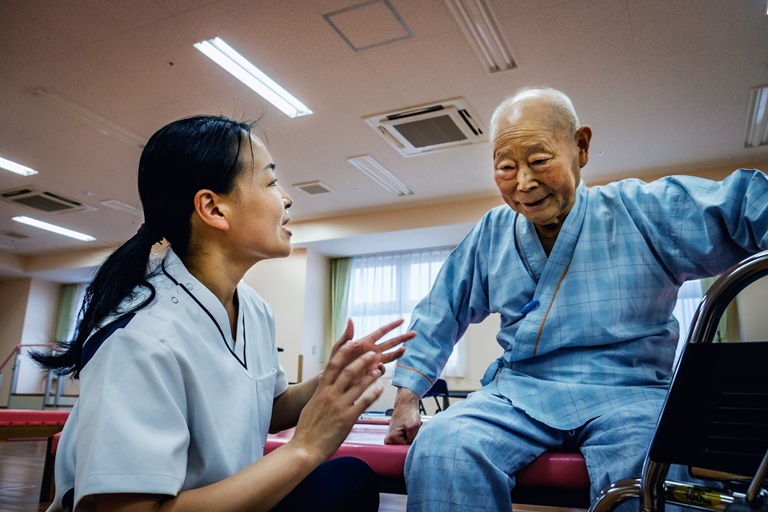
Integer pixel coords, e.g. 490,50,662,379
0,187,90,214
364,98,486,157
1,230,29,240
293,180,335,195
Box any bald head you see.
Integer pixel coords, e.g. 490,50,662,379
488,86,592,247
490,87,580,144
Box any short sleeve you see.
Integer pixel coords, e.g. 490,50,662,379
74,326,189,504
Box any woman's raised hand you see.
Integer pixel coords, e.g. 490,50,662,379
289,319,414,464
329,319,414,374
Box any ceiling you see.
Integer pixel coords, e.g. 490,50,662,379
1,0,767,281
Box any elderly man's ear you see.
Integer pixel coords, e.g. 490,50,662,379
576,126,592,168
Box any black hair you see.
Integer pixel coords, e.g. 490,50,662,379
33,115,254,377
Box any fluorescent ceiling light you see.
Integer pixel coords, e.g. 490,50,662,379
744,85,768,148
0,156,38,176
348,155,413,196
12,216,95,242
444,0,517,74
194,37,312,118
32,89,145,149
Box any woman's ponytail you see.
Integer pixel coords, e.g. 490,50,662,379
32,230,158,377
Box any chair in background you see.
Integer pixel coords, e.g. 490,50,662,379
419,378,449,414
589,251,768,512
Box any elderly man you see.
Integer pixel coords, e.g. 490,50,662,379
385,87,768,511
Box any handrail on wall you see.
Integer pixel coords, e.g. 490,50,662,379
0,345,22,374
0,343,58,403
0,343,52,372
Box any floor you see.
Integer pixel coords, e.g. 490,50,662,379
0,439,48,512
0,438,407,512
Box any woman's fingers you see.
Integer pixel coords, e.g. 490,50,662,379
354,327,415,359
323,342,382,389
372,332,413,367
353,382,385,413
322,319,414,396
320,338,362,385
359,319,405,343
335,350,381,393
329,325,412,368
328,319,355,361
369,333,414,366
375,330,415,352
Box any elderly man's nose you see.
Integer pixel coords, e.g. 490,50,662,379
517,167,536,190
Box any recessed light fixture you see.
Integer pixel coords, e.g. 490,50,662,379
0,155,38,176
194,37,312,118
32,89,145,149
12,216,95,242
293,180,335,195
444,0,516,74
744,85,768,148
101,199,140,215
348,155,413,196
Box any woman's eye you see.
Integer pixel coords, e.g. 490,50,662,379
269,179,278,187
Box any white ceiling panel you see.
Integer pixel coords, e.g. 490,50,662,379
0,0,767,279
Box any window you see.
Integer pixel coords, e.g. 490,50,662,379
345,247,465,377
672,279,704,363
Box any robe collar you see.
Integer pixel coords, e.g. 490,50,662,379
515,181,588,284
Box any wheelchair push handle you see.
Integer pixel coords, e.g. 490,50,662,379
687,250,768,345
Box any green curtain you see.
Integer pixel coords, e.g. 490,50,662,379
699,277,741,342
327,257,352,363
54,284,82,342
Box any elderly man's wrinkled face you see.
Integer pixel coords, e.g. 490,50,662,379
492,99,590,237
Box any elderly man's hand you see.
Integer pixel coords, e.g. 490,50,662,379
385,387,422,445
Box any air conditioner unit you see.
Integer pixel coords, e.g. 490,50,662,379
0,187,92,214
364,98,486,157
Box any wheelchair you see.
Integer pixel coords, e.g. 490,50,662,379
589,251,768,512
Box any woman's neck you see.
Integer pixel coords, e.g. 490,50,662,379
183,251,245,337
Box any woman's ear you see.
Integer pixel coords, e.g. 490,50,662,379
193,189,230,232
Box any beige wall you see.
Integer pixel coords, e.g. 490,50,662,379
737,281,768,342
300,250,330,378
0,278,61,406
244,248,308,383
16,279,60,393
0,278,32,406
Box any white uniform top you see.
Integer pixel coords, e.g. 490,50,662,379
48,249,289,511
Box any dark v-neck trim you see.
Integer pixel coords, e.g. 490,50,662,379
162,260,248,369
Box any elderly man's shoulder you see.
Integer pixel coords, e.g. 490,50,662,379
600,168,765,190
589,169,768,208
